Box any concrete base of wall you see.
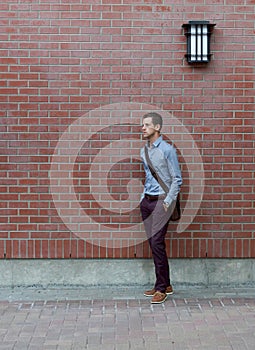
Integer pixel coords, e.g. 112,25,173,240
0,259,255,288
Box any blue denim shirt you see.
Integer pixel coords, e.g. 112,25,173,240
140,136,182,206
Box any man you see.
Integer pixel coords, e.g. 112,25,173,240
140,112,182,304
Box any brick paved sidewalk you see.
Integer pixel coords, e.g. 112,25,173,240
0,289,255,350
0,287,254,350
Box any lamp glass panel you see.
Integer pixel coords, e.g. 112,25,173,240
202,25,208,61
197,25,202,61
190,25,196,61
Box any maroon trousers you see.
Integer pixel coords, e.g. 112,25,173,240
140,196,171,293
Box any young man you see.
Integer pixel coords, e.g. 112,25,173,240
140,112,182,304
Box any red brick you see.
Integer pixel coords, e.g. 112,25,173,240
242,239,251,258
0,241,5,258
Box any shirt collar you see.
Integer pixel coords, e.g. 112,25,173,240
152,135,162,148
146,135,163,149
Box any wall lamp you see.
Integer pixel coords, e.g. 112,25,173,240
182,21,216,64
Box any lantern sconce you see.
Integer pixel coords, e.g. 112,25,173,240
182,21,216,64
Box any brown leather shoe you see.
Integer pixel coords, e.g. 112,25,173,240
144,285,173,297
166,285,174,295
151,291,167,304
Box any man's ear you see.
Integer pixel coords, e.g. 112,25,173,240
154,124,161,131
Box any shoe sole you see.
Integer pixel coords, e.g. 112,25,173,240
144,291,173,297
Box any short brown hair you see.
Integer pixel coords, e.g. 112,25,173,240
143,112,163,130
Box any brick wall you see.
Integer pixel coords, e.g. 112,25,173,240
0,0,254,259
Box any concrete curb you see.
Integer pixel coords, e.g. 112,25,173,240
0,258,255,288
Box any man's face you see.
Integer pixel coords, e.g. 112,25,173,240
142,117,160,139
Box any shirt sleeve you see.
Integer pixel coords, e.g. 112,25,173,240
164,145,182,205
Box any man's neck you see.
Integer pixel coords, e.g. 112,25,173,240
148,133,161,147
